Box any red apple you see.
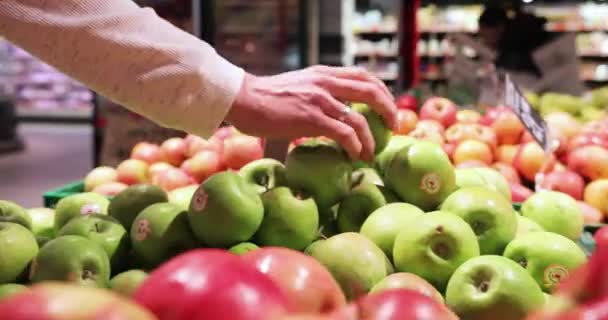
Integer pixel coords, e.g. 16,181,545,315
495,145,519,165
0,283,156,320
408,126,445,146
92,182,128,197
134,249,293,320
181,150,223,183
453,139,493,165
567,133,608,154
419,97,458,128
152,167,194,191
242,247,346,314
456,109,481,124
332,289,458,320
395,94,417,111
492,162,522,184
578,201,603,224
148,162,175,181
511,183,534,203
117,159,149,185
415,119,446,136
481,107,525,145
568,146,608,181
581,120,608,139
213,126,239,141
394,109,417,135
544,112,581,140
223,135,264,170
187,136,223,158
445,124,496,150
513,142,546,182
584,179,608,216
538,170,585,200
161,137,188,167
443,143,456,160
131,142,166,165
84,166,118,192
456,160,489,169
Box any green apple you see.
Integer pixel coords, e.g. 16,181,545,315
445,255,545,320
108,184,168,230
378,186,400,203
54,193,110,231
238,158,286,194
0,283,27,300
337,182,387,233
385,141,456,211
27,208,55,244
254,187,318,250
285,139,352,210
30,235,110,288
393,211,479,291
131,202,197,267
521,191,583,240
516,215,545,236
168,185,198,211
228,242,259,256
0,222,38,284
308,232,390,300
455,167,511,201
110,269,148,297
317,208,339,239
351,102,392,154
441,186,517,255
352,168,384,186
0,200,32,229
375,135,416,175
370,272,444,304
188,171,263,248
360,203,424,259
503,231,587,293
304,239,324,255
58,214,129,272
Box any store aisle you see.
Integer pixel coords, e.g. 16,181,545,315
0,123,93,207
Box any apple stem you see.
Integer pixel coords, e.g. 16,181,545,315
479,281,490,293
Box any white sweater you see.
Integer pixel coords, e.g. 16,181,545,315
0,0,245,138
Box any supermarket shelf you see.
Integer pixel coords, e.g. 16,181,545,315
17,108,93,124
354,52,398,59
353,31,397,40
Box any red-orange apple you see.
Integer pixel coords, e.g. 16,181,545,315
181,150,223,183
495,144,519,165
481,107,525,145
394,109,418,135
513,142,546,182
117,159,149,185
419,97,458,127
186,136,222,158
577,201,603,224
213,126,239,141
568,146,608,181
445,124,496,150
492,162,521,184
456,109,481,124
567,133,608,154
242,247,347,314
544,112,581,139
456,160,489,169
538,170,585,200
453,139,493,165
223,135,264,170
161,137,187,167
511,183,534,203
443,143,456,160
152,167,194,191
131,142,166,165
584,179,608,216
92,182,128,197
415,119,445,136
84,166,118,192
148,162,174,181
408,126,445,146
520,131,534,143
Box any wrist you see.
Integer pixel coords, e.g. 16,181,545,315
226,73,256,124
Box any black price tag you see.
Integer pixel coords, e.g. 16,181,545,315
504,74,550,151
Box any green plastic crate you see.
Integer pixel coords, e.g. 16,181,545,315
43,181,85,208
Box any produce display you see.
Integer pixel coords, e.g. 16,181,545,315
0,95,606,319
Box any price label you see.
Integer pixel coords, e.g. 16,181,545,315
504,74,550,151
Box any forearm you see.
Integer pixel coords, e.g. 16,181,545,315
0,0,244,138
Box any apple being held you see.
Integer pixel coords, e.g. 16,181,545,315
84,166,118,192
160,137,187,167
395,93,418,111
181,150,223,183
514,142,546,182
130,142,166,165
222,135,263,170
351,102,392,154
538,170,585,200
0,283,157,320
567,145,608,181
492,162,521,184
92,182,128,197
584,179,608,216
453,139,493,166
0,222,38,283
242,247,347,314
116,159,149,185
370,273,444,304
152,167,194,191
445,255,545,320
394,109,417,135
419,97,458,127
481,106,525,145
456,109,482,124
134,249,293,320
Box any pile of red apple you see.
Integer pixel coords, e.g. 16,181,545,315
84,126,264,195
393,95,608,223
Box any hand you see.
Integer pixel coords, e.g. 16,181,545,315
226,65,397,161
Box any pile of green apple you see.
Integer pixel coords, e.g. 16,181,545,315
0,104,592,320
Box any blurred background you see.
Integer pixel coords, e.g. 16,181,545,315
1,0,608,206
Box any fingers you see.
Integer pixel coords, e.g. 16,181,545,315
311,65,394,100
314,114,363,161
313,92,375,161
317,76,398,131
